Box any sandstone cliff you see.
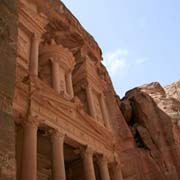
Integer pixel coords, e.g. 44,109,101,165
165,80,180,101
118,81,180,180
140,81,180,125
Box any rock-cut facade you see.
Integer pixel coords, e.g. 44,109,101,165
0,0,180,180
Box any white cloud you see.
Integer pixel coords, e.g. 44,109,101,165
103,48,129,76
136,57,149,64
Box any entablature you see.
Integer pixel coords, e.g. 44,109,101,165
21,79,115,154
14,80,113,160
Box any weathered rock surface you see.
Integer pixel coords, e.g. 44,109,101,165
165,80,180,101
119,83,180,180
0,0,17,179
140,82,180,125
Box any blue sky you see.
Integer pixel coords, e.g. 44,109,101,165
62,0,180,97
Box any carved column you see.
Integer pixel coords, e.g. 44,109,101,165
100,94,111,129
97,156,111,180
59,66,67,94
112,162,123,180
21,121,38,180
66,71,74,98
81,147,96,180
51,59,60,93
30,33,40,76
86,85,96,118
51,131,66,180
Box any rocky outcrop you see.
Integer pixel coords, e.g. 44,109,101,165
140,82,180,126
119,86,180,180
165,80,180,101
164,81,180,124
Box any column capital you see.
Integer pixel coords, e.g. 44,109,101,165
80,81,89,90
31,32,42,41
113,161,121,168
50,129,65,139
80,146,94,158
49,57,60,64
22,119,39,129
86,82,93,89
97,155,109,165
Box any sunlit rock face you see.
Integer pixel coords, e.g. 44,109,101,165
164,81,180,124
119,83,180,180
139,82,180,125
165,80,180,101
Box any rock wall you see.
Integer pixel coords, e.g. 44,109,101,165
138,82,180,136
95,65,180,179
140,82,180,122
0,0,17,179
119,83,180,180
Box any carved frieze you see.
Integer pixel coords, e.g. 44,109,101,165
29,92,114,154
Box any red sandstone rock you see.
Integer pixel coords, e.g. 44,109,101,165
119,86,180,180
140,82,180,128
0,0,179,179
